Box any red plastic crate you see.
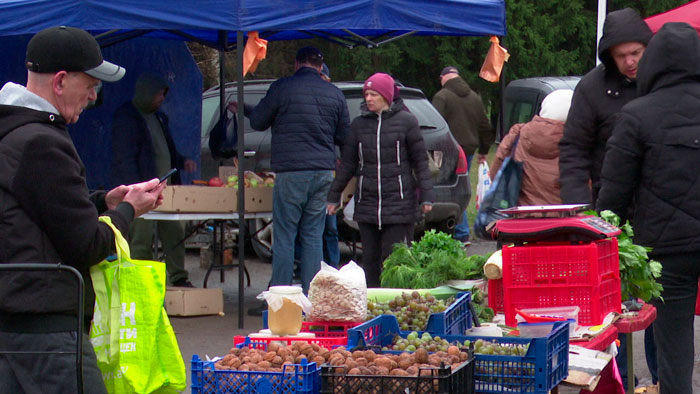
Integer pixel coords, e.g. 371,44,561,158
487,279,504,313
300,321,362,338
233,335,347,351
502,239,621,326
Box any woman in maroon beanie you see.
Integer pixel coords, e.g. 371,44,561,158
326,72,435,287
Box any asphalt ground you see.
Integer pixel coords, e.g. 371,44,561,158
169,238,700,393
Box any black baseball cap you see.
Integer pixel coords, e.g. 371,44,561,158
26,26,125,82
440,66,459,77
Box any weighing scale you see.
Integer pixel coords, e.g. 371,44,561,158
489,204,621,243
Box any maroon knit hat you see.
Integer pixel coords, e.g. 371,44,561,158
363,73,395,104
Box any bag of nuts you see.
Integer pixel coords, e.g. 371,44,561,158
308,261,367,321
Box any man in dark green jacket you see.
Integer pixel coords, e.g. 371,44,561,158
432,66,494,244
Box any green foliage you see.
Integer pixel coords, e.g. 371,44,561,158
380,230,487,289
596,210,664,302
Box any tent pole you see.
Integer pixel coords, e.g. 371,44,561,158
236,31,246,329
498,35,506,141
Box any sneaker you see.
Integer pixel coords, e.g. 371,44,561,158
247,301,268,316
462,240,472,248
171,279,195,288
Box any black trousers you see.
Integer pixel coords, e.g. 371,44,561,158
358,222,414,288
650,251,700,394
0,331,107,394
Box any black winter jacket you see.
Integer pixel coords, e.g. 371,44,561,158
558,8,652,206
0,102,133,332
597,22,700,255
111,101,186,187
327,101,435,227
249,67,350,173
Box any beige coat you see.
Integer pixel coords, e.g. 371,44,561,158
489,116,564,206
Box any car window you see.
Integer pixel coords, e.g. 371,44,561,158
344,95,448,131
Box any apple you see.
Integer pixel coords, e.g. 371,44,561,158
208,176,224,187
249,179,259,188
227,175,238,185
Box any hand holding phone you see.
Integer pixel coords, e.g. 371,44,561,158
159,168,178,184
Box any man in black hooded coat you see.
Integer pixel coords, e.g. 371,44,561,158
598,22,700,394
558,8,657,388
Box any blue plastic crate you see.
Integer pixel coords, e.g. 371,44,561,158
347,316,568,394
469,320,569,394
191,354,320,394
422,291,473,336
347,315,470,352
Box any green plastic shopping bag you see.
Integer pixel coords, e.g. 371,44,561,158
90,216,186,394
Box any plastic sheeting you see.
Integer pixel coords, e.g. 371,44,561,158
646,1,700,35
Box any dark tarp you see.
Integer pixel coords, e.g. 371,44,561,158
0,36,202,190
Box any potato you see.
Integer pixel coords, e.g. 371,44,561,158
271,356,283,366
295,354,307,364
257,361,272,370
230,358,242,369
397,357,413,370
264,351,276,362
406,365,419,375
373,357,393,371
447,346,460,357
390,368,409,376
348,367,362,375
364,350,377,362
267,342,281,353
354,357,368,367
376,366,390,375
414,348,429,364
312,356,325,365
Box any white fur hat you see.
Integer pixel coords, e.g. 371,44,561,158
539,89,574,122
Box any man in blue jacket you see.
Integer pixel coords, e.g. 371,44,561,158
232,47,349,300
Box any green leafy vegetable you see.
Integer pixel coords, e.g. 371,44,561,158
590,210,663,302
380,229,487,289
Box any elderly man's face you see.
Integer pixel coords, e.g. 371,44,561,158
610,42,645,79
56,72,100,124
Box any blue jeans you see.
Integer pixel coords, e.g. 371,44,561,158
294,213,340,269
323,214,340,268
454,154,474,241
271,170,333,293
617,327,658,387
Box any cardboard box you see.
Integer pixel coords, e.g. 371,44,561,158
155,185,273,213
155,185,236,213
165,287,223,316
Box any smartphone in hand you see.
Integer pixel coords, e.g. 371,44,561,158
158,168,178,184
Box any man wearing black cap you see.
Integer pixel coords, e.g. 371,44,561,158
432,66,494,245
0,26,165,393
230,47,350,303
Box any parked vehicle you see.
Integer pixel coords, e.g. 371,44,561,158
200,80,470,260
498,76,581,138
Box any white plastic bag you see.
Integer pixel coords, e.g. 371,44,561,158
475,162,491,211
308,261,367,321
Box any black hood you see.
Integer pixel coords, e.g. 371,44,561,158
0,105,65,140
598,8,653,72
637,22,700,96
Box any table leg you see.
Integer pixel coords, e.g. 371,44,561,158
626,332,634,394
152,221,159,260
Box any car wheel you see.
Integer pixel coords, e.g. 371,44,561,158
248,218,273,262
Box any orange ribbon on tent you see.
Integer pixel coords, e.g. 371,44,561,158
243,31,268,76
479,36,509,83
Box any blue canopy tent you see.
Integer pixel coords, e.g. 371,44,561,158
0,0,506,328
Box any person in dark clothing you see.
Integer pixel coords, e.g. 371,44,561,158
0,26,165,394
432,66,494,244
558,8,657,388
597,22,700,394
559,7,652,207
327,73,435,287
231,47,350,295
111,72,197,287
